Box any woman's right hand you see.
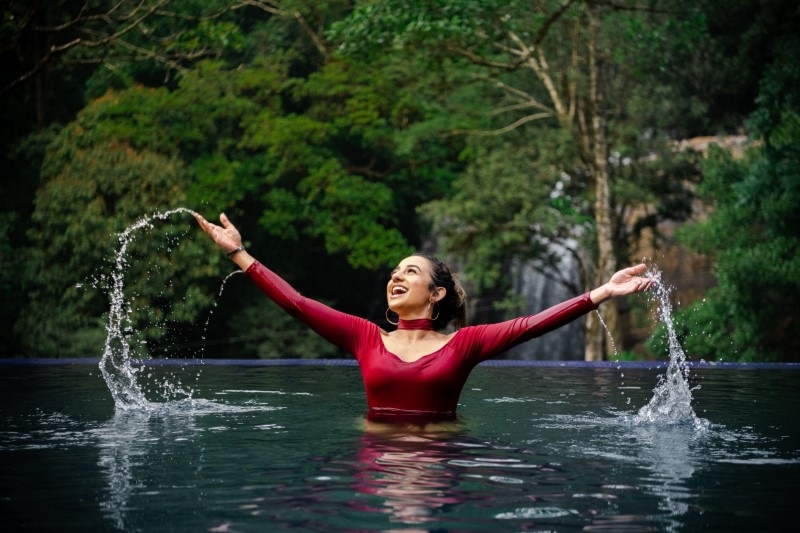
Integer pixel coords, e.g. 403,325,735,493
193,212,243,254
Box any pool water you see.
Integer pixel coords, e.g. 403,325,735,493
1,361,798,532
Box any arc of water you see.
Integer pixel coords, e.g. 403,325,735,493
98,208,196,411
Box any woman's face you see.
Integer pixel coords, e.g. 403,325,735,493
386,256,436,314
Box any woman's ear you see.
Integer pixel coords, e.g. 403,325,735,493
433,286,446,303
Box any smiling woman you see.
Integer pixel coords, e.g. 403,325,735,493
386,253,467,330
194,212,654,424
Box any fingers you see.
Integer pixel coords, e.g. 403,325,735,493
635,277,654,292
194,212,225,241
627,263,647,276
220,212,231,228
193,212,210,232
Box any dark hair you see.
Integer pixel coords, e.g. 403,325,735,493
412,252,468,331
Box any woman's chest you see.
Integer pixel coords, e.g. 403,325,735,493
380,337,451,363
360,345,466,389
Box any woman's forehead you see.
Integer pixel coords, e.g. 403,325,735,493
394,255,432,271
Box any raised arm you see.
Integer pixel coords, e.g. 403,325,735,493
193,212,367,354
461,263,654,362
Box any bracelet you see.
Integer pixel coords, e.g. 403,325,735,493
226,245,246,257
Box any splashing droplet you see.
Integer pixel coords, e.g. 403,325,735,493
634,268,707,429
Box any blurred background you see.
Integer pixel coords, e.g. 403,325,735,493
1,0,797,362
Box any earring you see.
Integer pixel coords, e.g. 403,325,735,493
431,303,440,321
385,308,398,326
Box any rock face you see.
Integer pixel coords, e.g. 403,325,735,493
625,221,717,357
673,135,748,158
622,136,747,357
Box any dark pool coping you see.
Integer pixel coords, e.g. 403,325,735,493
1,357,798,369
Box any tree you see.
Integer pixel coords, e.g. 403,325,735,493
0,0,249,357
18,100,222,357
14,8,466,356
1,0,245,125
331,0,705,359
667,35,800,361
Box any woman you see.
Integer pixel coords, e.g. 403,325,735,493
194,212,653,424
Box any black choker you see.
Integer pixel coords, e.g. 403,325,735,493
397,318,435,331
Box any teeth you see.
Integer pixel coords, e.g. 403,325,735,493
392,286,407,295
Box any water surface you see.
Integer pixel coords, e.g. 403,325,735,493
1,362,797,532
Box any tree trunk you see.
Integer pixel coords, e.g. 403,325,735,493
584,4,618,361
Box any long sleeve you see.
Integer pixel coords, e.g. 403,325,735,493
458,292,599,363
244,261,368,355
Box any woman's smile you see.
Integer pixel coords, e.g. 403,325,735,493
386,257,434,311
389,285,409,298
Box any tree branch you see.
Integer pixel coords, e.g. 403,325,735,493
446,112,552,137
2,0,234,97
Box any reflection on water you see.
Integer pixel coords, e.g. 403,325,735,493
2,365,797,532
350,428,591,530
354,433,465,526
533,411,704,531
628,422,701,532
89,398,283,531
94,411,169,531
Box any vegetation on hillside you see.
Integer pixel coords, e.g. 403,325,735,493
1,0,797,361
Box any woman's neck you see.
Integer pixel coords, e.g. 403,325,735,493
397,318,434,331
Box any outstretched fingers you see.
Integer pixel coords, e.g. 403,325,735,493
194,212,223,242
193,212,209,232
626,263,647,277
627,264,654,293
195,213,219,237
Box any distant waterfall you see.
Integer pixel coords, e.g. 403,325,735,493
503,243,584,360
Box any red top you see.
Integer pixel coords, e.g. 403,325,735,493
245,261,598,419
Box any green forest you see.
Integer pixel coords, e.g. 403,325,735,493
2,0,798,362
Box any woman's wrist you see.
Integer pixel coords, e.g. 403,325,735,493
226,245,246,257
230,250,256,271
589,284,611,306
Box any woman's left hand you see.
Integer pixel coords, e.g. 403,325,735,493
194,212,242,254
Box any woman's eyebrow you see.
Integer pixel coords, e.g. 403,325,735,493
390,264,421,274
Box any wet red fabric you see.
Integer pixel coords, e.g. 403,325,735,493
245,261,598,417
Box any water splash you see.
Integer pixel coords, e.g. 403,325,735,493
98,208,198,411
634,268,708,430
194,270,242,350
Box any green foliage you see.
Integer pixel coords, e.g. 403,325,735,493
0,211,22,354
238,57,459,269
646,291,737,361
334,0,703,295
13,10,466,356
6,0,798,361
329,0,529,58
19,122,222,357
672,37,800,361
227,301,339,359
420,133,583,292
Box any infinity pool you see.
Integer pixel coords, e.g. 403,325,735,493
1,360,798,532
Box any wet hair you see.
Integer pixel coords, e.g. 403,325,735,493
412,252,468,331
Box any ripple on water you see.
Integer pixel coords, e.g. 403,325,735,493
495,506,579,519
